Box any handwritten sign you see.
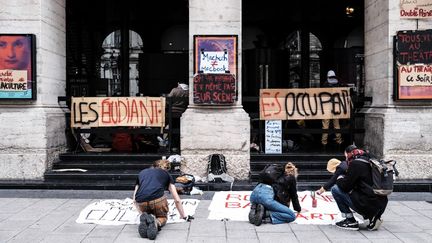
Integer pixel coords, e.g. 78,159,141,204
400,0,432,19
399,64,432,86
396,30,432,65
207,191,348,225
0,70,27,91
193,73,236,104
395,30,432,99
76,198,200,225
199,51,229,73
260,88,351,120
71,97,165,128
265,120,282,154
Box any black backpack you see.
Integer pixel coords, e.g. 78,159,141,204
259,164,284,185
208,154,228,176
358,158,399,196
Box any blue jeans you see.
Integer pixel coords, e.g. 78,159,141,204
250,183,296,224
331,185,357,218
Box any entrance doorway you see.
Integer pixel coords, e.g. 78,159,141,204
243,0,365,153
65,0,189,153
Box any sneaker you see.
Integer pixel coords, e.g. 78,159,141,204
138,213,149,238
254,204,265,226
367,216,383,231
145,213,158,240
335,217,359,231
248,203,257,224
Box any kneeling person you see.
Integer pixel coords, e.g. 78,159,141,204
133,159,187,240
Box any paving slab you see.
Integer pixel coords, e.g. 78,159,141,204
0,191,431,242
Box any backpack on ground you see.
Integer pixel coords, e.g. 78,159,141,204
207,154,233,183
175,174,195,195
358,158,399,196
259,164,285,185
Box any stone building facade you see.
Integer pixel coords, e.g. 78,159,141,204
0,0,430,181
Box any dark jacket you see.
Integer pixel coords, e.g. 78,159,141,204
323,161,348,191
273,175,301,212
336,156,388,219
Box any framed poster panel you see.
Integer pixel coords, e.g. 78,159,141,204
394,30,432,100
193,35,238,77
193,35,238,105
0,34,36,100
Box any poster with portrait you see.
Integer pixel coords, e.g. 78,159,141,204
0,34,36,100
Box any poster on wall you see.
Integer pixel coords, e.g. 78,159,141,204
194,35,237,76
193,35,238,105
395,30,432,100
0,34,36,100
400,0,432,19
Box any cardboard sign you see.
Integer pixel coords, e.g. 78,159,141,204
265,120,282,154
400,0,432,19
260,88,351,120
193,73,236,104
71,97,165,128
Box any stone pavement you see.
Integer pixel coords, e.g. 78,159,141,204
0,190,431,243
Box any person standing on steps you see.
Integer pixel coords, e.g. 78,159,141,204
321,70,344,151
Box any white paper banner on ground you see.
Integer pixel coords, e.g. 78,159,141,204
207,191,345,225
76,198,199,225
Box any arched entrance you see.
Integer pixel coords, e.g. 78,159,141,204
243,0,365,154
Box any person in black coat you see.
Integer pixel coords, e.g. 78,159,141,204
249,162,301,226
331,145,388,231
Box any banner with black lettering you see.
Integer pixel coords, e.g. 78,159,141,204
71,97,165,128
260,88,352,120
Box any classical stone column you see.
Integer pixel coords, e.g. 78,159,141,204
181,0,250,179
0,0,66,179
364,0,432,179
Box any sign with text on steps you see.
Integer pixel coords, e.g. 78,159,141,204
260,88,352,120
265,120,282,154
71,97,165,128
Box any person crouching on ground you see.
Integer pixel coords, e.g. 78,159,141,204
331,145,388,231
133,159,190,240
316,158,348,195
249,162,301,225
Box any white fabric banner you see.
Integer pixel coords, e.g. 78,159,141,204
76,198,199,225
207,191,353,225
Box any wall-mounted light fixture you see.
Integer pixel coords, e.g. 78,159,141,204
346,6,354,17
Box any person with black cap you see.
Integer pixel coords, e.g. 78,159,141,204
321,70,344,150
331,145,388,231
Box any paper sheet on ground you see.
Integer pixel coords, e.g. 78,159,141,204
76,198,199,225
208,191,355,225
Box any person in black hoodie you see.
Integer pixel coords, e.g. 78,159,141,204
249,162,301,225
331,145,388,231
